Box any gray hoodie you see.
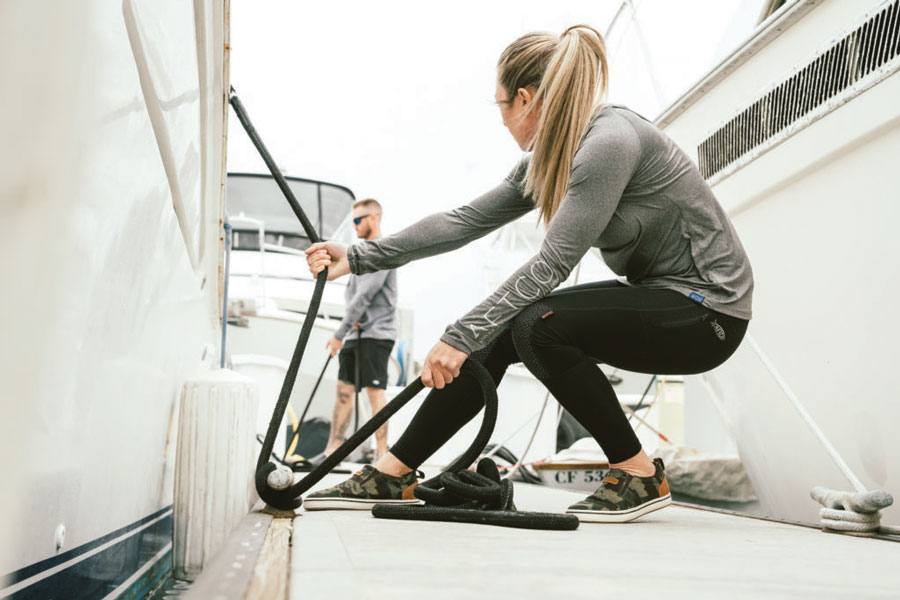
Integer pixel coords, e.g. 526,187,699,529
333,257,398,342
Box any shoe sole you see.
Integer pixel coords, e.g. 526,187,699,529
566,494,671,523
303,497,423,511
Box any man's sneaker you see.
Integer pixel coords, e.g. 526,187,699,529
565,458,671,523
303,465,423,511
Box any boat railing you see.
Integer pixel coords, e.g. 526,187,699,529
228,213,268,300
262,243,305,256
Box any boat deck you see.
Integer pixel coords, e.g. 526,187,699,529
184,472,900,599
289,475,899,599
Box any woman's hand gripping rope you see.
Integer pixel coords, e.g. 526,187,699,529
422,341,468,389
305,241,350,280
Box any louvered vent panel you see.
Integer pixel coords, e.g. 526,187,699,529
699,0,900,180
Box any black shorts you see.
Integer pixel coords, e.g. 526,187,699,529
338,338,394,390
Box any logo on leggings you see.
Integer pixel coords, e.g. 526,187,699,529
710,319,726,341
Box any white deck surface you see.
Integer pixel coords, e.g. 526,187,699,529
291,474,900,599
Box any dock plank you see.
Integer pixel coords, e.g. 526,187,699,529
182,510,272,600
245,517,292,600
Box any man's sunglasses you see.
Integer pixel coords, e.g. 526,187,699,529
353,214,373,225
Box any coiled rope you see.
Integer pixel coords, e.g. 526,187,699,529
811,487,897,537
374,457,578,530
230,87,576,530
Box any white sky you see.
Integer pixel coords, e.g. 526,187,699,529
226,0,761,358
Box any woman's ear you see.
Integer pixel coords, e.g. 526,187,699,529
517,87,531,106
517,86,536,106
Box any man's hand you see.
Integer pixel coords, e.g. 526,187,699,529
421,341,468,389
325,337,342,357
305,242,350,281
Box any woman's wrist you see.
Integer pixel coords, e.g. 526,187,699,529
346,243,360,275
440,331,475,356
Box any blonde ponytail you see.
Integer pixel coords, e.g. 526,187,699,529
498,25,609,226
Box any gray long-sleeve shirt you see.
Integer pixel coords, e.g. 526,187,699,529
334,257,398,342
347,105,753,354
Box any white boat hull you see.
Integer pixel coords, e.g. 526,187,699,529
0,0,229,594
659,0,900,526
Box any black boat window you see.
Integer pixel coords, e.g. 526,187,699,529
225,173,355,253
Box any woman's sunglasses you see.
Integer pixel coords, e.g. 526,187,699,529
353,214,373,225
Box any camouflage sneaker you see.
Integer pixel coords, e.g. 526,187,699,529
303,465,423,511
565,458,671,523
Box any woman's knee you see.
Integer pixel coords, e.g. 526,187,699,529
510,302,577,379
470,328,519,383
530,314,567,348
530,318,586,375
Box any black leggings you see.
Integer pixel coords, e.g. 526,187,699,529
390,280,748,467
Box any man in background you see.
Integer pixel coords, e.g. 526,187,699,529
323,199,397,462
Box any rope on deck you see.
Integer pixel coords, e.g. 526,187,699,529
372,457,579,530
811,486,896,536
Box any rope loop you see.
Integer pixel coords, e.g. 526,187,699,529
373,456,578,530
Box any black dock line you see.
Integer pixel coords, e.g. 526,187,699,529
228,87,577,530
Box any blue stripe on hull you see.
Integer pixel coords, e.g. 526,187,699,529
3,507,173,599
